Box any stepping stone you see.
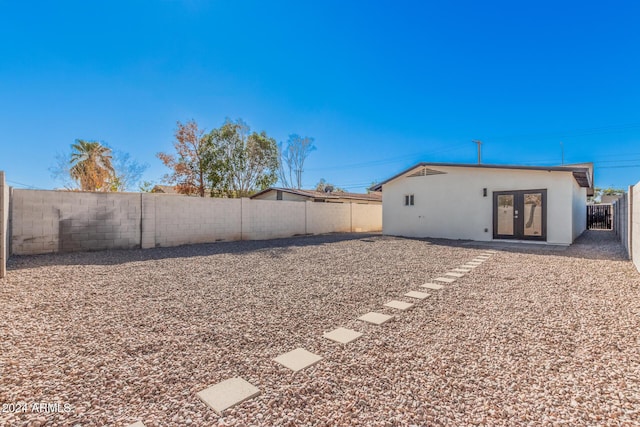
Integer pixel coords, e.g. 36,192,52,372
446,272,465,278
468,261,483,265
127,423,145,427
434,277,456,283
462,264,478,269
274,348,323,372
486,250,498,253
421,282,444,290
384,300,415,311
404,290,430,300
452,268,471,273
197,377,260,415
323,327,363,344
471,258,485,262
358,312,394,325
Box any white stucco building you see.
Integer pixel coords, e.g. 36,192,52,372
371,163,593,245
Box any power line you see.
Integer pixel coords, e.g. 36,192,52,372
305,142,470,172
6,179,40,189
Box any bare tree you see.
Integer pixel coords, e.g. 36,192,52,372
157,120,210,197
278,134,316,188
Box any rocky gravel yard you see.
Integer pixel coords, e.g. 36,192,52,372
1,231,639,426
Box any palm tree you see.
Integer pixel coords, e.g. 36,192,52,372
69,140,115,191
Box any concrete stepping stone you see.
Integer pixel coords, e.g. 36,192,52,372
462,265,478,269
468,261,483,265
434,277,456,283
127,423,145,427
274,348,323,372
404,290,430,299
323,327,363,344
471,258,485,262
446,272,465,278
358,312,394,325
197,377,260,415
421,282,444,290
452,268,471,273
384,300,415,311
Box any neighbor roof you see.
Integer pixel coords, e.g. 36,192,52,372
369,162,593,192
250,187,382,202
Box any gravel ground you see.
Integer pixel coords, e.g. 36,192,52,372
1,231,639,426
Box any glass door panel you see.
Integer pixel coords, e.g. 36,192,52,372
496,194,514,235
523,193,543,237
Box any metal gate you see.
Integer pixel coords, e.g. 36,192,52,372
587,204,613,230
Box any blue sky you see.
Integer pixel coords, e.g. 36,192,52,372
1,0,639,192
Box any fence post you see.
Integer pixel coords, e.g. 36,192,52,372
0,171,8,278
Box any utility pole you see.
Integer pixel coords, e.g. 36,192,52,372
472,140,482,164
560,142,564,165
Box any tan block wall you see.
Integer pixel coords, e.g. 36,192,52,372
306,202,351,234
11,190,141,255
150,194,242,247
352,203,383,232
0,172,9,278
8,189,382,256
242,198,306,240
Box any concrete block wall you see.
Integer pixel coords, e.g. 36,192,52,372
0,172,9,278
632,183,640,272
306,202,351,235
613,193,629,257
352,203,383,232
7,189,382,257
150,195,242,247
11,190,141,255
242,198,306,240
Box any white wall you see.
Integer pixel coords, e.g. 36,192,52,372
242,198,306,240
352,203,383,232
306,202,351,234
572,179,587,240
382,166,581,245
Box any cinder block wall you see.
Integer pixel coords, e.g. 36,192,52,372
614,193,629,257
8,189,382,256
0,172,9,278
242,198,305,240
148,194,242,248
352,204,383,232
11,190,141,255
306,202,351,234
632,184,640,271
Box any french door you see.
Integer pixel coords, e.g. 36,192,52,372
493,189,547,241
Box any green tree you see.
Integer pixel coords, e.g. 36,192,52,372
157,120,210,197
69,140,115,191
315,178,344,193
207,118,279,197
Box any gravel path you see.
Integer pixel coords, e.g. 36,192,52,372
1,231,639,426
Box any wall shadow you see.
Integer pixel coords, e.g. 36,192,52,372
7,232,382,271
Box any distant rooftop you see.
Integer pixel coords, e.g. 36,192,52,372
250,187,382,202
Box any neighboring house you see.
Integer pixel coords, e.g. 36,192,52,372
370,162,594,245
151,185,180,194
250,187,382,204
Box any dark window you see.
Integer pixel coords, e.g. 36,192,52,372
276,190,282,200
404,194,414,206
